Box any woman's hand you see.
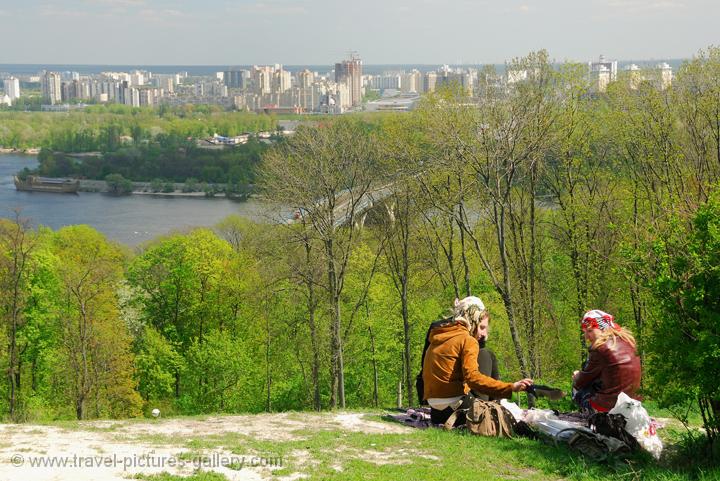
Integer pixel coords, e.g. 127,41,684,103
512,378,534,392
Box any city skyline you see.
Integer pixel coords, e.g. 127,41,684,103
0,0,716,65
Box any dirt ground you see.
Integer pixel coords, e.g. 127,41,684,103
0,412,412,481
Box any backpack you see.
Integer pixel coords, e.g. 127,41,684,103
587,412,640,452
417,317,454,406
444,396,517,437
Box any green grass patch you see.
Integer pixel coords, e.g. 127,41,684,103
194,421,719,481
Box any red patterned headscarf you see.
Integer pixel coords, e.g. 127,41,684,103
581,310,621,331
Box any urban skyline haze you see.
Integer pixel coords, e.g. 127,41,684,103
0,0,717,65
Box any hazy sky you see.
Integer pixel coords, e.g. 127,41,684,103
0,0,717,65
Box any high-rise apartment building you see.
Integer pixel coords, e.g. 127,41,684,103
4,77,20,99
656,62,673,90
298,69,315,88
589,55,618,83
624,64,642,90
41,71,63,104
224,70,244,89
423,72,437,93
590,66,611,92
275,68,292,93
252,65,273,94
335,54,362,107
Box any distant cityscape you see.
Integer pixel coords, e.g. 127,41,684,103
1,54,679,114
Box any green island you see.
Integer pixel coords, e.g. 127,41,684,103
3,104,280,198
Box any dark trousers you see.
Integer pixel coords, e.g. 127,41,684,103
430,395,472,426
573,358,602,412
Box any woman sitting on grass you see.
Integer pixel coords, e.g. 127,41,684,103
572,310,641,413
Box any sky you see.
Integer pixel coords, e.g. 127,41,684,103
0,0,717,65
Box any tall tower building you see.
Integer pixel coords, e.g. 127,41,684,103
224,69,244,89
298,69,315,88
656,62,673,90
4,77,20,99
590,65,611,92
335,53,362,107
589,55,618,83
275,67,292,93
41,71,63,105
252,65,273,94
423,72,437,93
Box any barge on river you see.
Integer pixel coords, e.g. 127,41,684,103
14,175,80,193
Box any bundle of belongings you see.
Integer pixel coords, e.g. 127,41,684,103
389,391,663,462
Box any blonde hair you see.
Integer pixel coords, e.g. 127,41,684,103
454,304,487,337
592,327,636,350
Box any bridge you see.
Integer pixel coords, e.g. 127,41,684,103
291,183,398,229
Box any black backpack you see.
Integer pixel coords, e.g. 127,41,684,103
416,317,454,405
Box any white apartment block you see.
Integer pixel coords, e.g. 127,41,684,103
4,77,20,99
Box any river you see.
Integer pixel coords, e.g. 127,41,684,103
0,154,280,246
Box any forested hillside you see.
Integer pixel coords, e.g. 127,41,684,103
1,49,719,458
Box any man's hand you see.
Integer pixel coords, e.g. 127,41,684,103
512,378,534,392
572,370,580,381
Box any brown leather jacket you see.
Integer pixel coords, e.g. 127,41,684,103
573,337,641,411
422,322,513,401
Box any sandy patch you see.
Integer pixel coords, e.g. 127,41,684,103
0,412,411,481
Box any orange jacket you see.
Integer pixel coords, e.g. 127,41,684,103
422,322,514,400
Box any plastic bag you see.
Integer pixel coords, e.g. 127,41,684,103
523,409,558,425
500,399,525,422
608,392,663,459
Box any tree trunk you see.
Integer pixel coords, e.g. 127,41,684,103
369,327,379,408
528,163,539,378
495,203,530,377
457,179,472,297
402,276,412,407
308,304,321,411
265,314,272,412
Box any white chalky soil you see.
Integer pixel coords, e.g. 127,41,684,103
0,412,411,481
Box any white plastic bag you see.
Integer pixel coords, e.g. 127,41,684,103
523,409,558,426
609,392,663,459
500,399,524,422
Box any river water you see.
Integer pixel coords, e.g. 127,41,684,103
0,154,280,246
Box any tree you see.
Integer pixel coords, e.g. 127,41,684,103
51,226,141,419
544,63,623,362
105,173,133,195
0,212,35,419
421,51,561,378
260,118,381,408
127,229,239,401
649,188,720,450
376,115,427,406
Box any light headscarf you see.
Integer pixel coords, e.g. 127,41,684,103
454,296,487,335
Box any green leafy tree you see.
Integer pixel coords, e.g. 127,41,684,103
51,226,142,419
105,173,133,194
649,188,720,448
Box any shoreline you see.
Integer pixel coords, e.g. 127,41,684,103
0,148,41,155
3,153,252,200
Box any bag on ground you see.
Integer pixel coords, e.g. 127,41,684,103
465,398,517,437
608,392,663,459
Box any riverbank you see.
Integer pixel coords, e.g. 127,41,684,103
0,147,41,155
78,179,246,198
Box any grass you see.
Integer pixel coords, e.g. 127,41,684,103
10,408,720,480
126,414,719,481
